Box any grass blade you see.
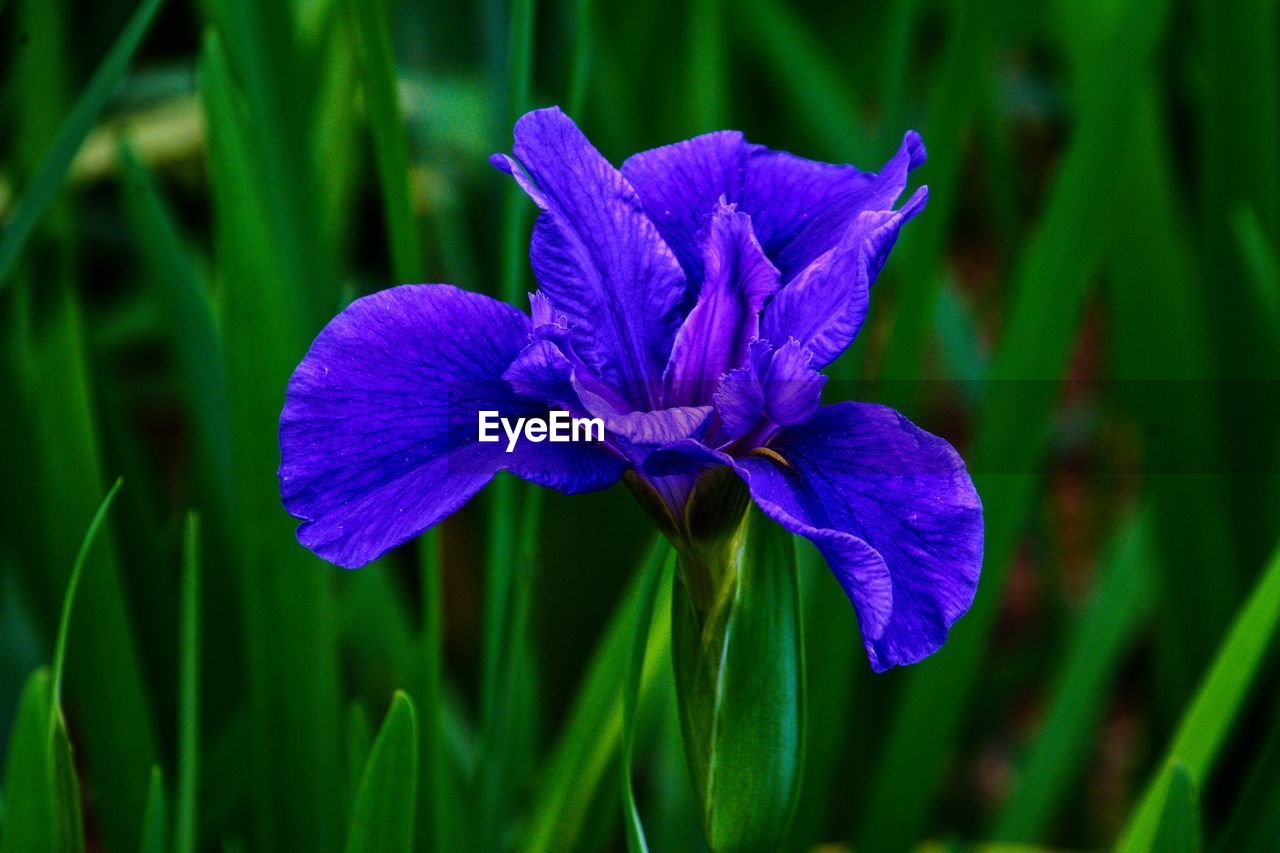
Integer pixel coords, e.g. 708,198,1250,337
621,541,670,852
349,0,424,283
0,0,164,289
343,692,419,853
1153,763,1200,853
414,530,457,852
0,668,84,853
50,477,125,703
175,512,201,853
879,0,1002,384
521,538,673,853
566,0,594,115
139,765,169,853
1117,539,1280,851
199,27,344,853
3,479,120,853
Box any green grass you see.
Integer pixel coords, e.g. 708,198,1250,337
3,0,1280,850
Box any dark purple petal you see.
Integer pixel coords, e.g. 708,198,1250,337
735,402,982,671
761,186,927,367
620,131,749,282
711,339,773,440
744,131,926,280
493,108,687,409
622,129,926,285
761,339,826,425
503,338,578,405
711,338,824,440
664,201,780,407
279,284,624,568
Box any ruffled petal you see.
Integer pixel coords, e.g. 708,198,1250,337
622,129,926,285
492,107,687,409
744,131,926,280
710,338,824,440
761,339,826,425
621,131,750,282
663,201,780,407
734,402,982,671
279,284,624,567
761,186,927,367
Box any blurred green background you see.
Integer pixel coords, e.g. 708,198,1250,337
2,0,1280,850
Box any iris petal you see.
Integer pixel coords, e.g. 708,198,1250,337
279,284,624,567
663,201,780,407
761,186,927,368
623,129,926,285
734,402,982,671
493,107,687,409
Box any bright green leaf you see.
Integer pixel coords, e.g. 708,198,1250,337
1118,540,1280,851
344,692,419,853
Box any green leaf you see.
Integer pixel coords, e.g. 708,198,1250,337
1117,540,1280,851
175,513,201,853
1152,763,1200,853
139,765,169,853
0,0,164,289
51,477,125,705
621,540,672,852
0,668,84,853
8,252,155,853
199,26,344,853
0,479,122,853
343,692,419,853
671,503,805,851
521,538,673,853
413,530,457,852
477,483,542,849
349,0,424,283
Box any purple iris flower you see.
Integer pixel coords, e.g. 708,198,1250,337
279,107,982,671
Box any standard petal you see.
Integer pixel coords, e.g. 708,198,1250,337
493,107,687,409
663,201,780,407
761,186,927,367
621,131,750,282
623,129,927,286
279,285,623,567
734,402,982,671
744,130,926,280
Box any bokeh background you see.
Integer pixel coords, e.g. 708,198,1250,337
2,0,1280,850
